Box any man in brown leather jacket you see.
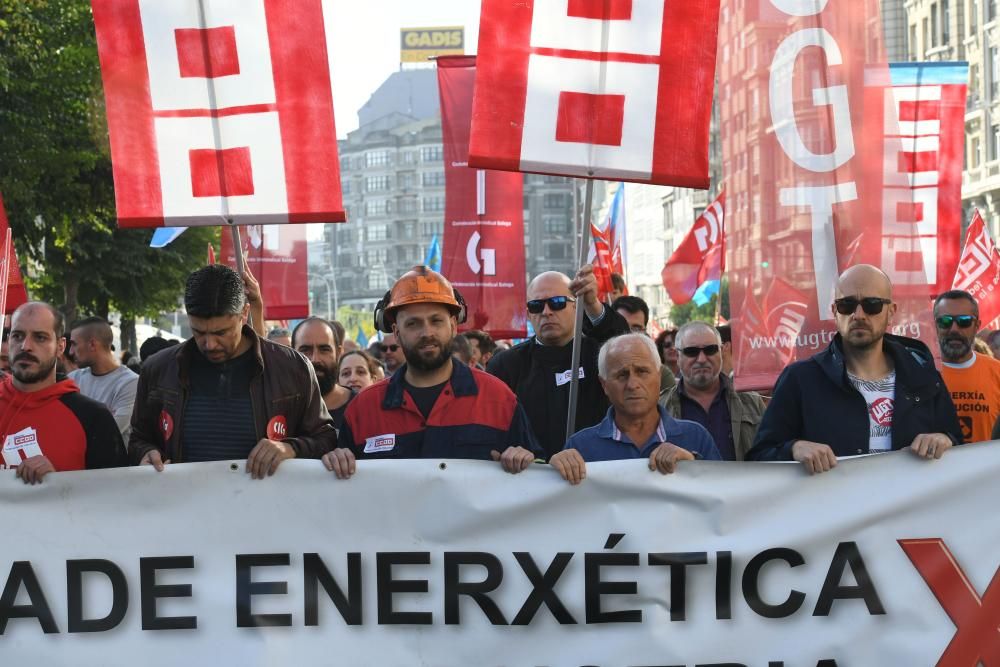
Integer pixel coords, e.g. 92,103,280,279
659,321,765,461
129,265,336,478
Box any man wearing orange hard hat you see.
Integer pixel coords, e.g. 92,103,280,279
322,266,541,479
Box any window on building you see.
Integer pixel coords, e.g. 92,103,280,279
543,216,568,234
420,221,442,237
909,24,918,59
922,18,929,54
366,224,388,242
401,151,416,165
971,136,981,168
399,173,415,189
543,194,567,209
990,0,998,21
422,171,446,187
398,198,418,214
420,146,443,162
547,244,567,260
365,150,390,168
422,196,445,212
366,175,391,192
367,272,390,291
931,2,939,48
341,179,351,195
993,123,1000,161
942,0,951,43
365,200,390,216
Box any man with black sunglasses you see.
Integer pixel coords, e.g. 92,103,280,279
749,264,961,473
378,332,405,377
487,264,630,458
934,290,1000,443
659,321,765,460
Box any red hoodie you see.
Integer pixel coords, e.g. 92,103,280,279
0,376,127,472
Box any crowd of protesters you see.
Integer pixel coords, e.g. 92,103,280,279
2,259,994,485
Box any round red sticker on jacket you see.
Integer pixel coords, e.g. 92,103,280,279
160,411,174,441
267,416,288,440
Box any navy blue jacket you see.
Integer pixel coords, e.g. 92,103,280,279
338,360,542,460
748,334,962,460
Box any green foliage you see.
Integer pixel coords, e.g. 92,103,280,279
0,1,210,321
669,279,730,327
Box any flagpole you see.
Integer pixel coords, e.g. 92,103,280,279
566,176,595,443
0,228,11,334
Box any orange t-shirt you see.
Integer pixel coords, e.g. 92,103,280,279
941,353,1000,443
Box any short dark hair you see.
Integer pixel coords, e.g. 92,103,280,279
717,324,731,345
291,317,342,349
13,302,65,339
330,320,346,348
184,265,246,318
71,316,114,349
464,329,496,355
140,336,179,361
610,273,626,290
612,295,649,326
934,290,979,319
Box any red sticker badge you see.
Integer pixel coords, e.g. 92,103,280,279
267,415,288,440
159,410,174,441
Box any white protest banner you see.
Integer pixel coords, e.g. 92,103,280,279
2,447,1000,666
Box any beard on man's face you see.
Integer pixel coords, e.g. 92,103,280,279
939,333,973,362
313,364,336,395
402,336,454,372
12,352,57,384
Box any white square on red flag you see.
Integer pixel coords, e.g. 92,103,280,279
469,0,720,188
92,0,345,228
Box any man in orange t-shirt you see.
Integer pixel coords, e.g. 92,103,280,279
935,290,1000,443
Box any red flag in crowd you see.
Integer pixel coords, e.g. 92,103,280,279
952,210,1000,329
0,194,28,317
469,0,720,188
437,56,527,338
221,225,309,320
662,193,725,305
589,222,615,301
91,0,345,228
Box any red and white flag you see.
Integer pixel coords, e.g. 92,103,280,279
0,194,29,317
438,56,528,339
661,193,725,305
221,225,309,320
589,222,615,301
92,0,345,228
469,0,720,188
952,211,1000,329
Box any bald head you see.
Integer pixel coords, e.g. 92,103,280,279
527,271,572,299
835,264,892,300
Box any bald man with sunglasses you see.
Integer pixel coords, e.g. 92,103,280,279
659,321,765,460
748,265,962,473
487,264,630,458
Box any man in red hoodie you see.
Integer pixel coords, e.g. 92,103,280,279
0,302,126,484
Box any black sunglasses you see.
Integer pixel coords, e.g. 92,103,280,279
936,314,976,329
526,296,576,314
380,344,400,352
680,344,720,358
834,297,892,316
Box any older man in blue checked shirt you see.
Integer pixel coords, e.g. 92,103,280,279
550,333,720,484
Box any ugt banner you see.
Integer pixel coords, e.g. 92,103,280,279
0,194,29,316
220,225,309,320
469,0,720,187
92,0,345,228
3,447,1000,665
437,56,527,338
719,1,965,390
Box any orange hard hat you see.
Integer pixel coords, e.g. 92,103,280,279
375,266,466,332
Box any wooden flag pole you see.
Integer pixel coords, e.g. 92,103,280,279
566,177,595,443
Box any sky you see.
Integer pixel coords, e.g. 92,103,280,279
324,0,482,137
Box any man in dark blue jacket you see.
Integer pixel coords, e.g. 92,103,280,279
748,265,962,474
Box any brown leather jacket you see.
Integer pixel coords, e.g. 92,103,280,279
128,326,336,464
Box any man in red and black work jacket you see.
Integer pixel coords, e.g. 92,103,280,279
323,266,541,479
0,302,126,484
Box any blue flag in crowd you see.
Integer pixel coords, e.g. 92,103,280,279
150,227,188,248
424,235,441,272
356,327,368,348
692,279,721,307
